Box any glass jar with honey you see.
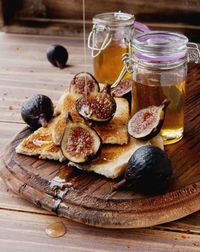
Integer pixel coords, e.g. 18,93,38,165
129,31,200,145
88,11,149,85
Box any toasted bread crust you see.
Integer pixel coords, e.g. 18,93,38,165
16,121,66,162
69,137,152,178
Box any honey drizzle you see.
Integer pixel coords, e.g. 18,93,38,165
82,0,88,94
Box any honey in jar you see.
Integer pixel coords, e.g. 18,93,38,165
132,74,186,144
130,31,200,144
88,12,149,85
94,41,130,84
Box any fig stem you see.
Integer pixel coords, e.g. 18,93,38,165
38,114,48,127
101,84,111,95
65,112,73,123
112,178,127,191
162,99,170,110
55,60,64,69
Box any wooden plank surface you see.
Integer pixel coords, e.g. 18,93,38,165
0,32,200,251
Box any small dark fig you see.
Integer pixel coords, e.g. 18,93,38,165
128,99,170,140
70,72,100,94
21,94,54,129
61,112,101,163
47,45,68,69
113,145,173,195
76,84,116,124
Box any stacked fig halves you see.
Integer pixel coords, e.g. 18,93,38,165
61,72,116,163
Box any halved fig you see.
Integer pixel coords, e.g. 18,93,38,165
128,100,170,140
61,113,101,163
111,78,133,111
76,84,116,124
111,78,133,98
69,72,100,94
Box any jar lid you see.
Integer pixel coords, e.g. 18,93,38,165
133,31,189,61
93,11,135,27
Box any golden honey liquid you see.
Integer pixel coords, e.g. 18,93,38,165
93,41,131,84
131,74,186,145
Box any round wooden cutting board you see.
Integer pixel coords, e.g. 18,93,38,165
0,79,200,229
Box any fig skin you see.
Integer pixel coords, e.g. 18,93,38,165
128,100,170,141
21,94,54,130
47,45,68,69
113,145,173,195
70,72,100,94
61,113,102,163
76,84,116,124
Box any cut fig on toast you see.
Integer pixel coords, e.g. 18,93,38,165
111,78,133,111
111,78,133,98
128,100,170,140
76,84,116,124
70,72,100,94
61,113,101,163
68,136,163,179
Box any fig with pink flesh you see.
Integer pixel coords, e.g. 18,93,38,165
76,84,116,124
111,78,132,98
61,113,101,163
111,78,133,111
70,72,100,94
128,100,170,140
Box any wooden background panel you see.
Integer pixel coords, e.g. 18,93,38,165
10,0,200,23
1,0,200,41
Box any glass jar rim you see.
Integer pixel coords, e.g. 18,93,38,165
133,31,188,61
93,11,135,27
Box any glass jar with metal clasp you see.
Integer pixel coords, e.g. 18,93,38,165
123,31,200,145
88,11,150,85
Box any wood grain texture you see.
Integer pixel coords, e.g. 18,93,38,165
1,209,200,252
5,0,200,22
1,0,200,41
0,33,92,123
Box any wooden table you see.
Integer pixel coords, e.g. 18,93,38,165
0,32,200,252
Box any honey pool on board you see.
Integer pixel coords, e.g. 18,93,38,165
131,74,186,145
93,41,131,84
46,222,66,238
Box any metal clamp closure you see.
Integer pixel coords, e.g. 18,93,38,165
88,24,112,58
111,39,134,88
187,42,200,64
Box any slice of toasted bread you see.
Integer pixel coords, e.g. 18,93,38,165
16,119,66,162
53,92,129,145
53,92,83,146
16,123,163,178
69,136,163,179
